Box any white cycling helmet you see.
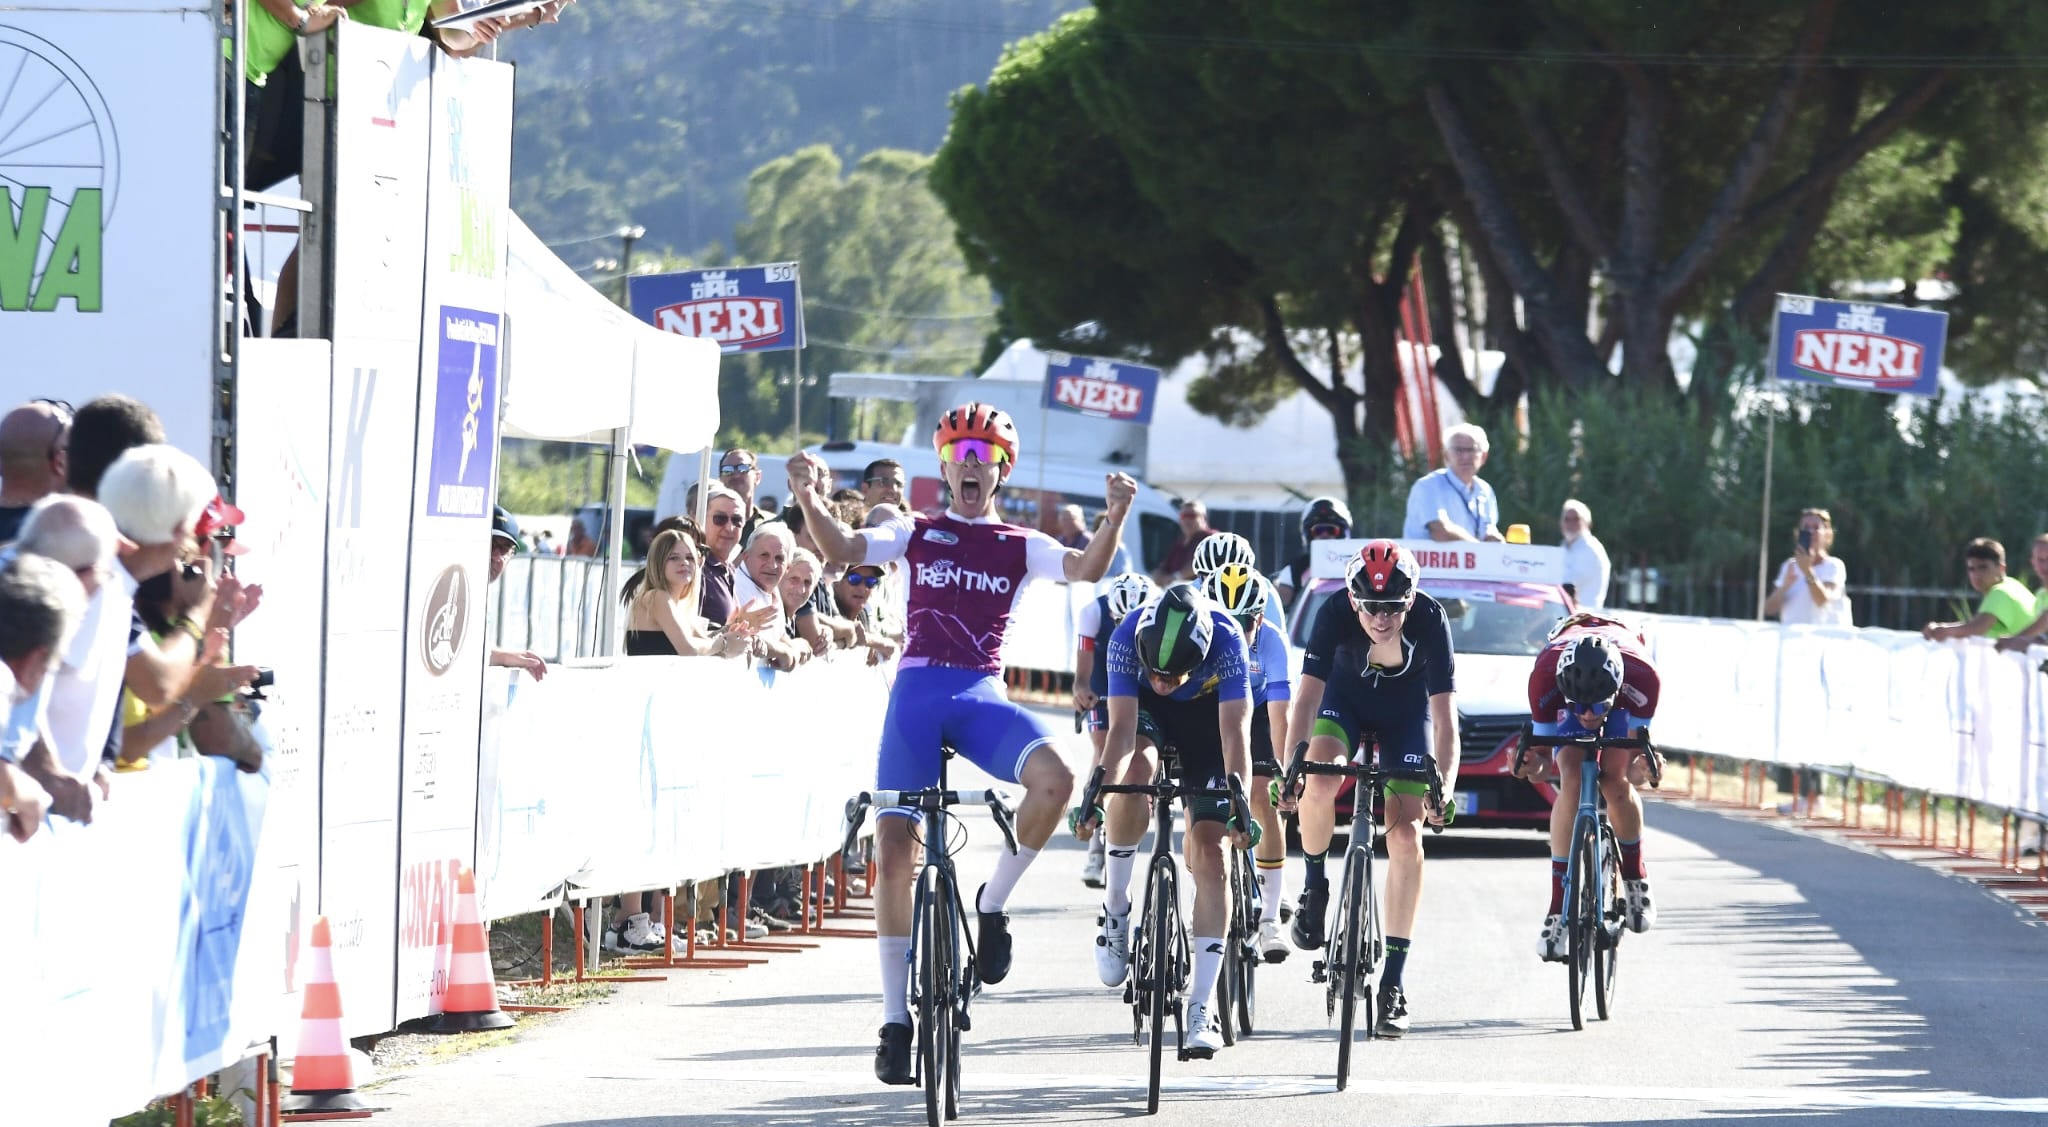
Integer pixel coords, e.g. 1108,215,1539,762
1201,563,1268,624
1191,532,1256,577
1102,572,1157,622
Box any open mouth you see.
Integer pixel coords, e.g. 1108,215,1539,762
956,478,985,507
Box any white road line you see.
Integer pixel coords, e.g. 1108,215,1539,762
591,1067,2048,1114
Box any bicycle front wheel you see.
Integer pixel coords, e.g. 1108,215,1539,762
1566,818,1598,1031
1333,844,1368,1090
1594,820,1622,1021
917,864,953,1127
1232,849,1258,1036
1145,857,1178,1115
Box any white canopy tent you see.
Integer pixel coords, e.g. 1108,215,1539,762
499,213,722,648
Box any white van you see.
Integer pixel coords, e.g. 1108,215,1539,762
658,439,1185,574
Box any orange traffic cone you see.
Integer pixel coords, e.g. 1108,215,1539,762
283,917,371,1119
431,868,515,1033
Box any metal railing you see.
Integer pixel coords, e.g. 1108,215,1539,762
491,554,616,661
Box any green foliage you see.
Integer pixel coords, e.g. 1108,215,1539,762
499,0,1085,254
113,1094,244,1127
714,145,996,445
497,440,662,515
1482,359,2048,592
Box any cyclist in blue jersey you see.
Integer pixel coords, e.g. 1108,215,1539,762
1203,564,1294,962
1074,572,1158,887
1277,539,1457,1037
1075,583,1255,1059
788,402,1138,1086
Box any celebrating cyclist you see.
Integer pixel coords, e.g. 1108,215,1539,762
1202,565,1294,962
1277,539,1456,1037
787,402,1138,1086
1273,496,1352,611
1515,613,1662,961
1074,572,1159,887
1077,583,1255,1059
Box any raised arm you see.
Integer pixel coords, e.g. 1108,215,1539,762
1065,473,1137,583
786,453,867,566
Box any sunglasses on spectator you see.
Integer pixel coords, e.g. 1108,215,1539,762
718,462,755,476
1353,598,1411,618
710,511,745,527
844,571,885,588
939,439,1008,466
1308,524,1347,540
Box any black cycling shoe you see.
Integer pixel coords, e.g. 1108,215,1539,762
1376,983,1410,1039
1289,882,1328,951
975,883,1014,984
875,1021,915,1085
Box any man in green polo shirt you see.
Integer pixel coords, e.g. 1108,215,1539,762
1924,537,2037,641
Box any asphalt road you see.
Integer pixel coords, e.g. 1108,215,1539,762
371,715,2048,1126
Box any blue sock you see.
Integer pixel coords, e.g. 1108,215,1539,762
1384,936,1410,989
1303,850,1327,889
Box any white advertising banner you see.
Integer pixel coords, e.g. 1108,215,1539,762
0,5,218,461
231,338,333,1041
322,20,434,1035
393,50,513,1024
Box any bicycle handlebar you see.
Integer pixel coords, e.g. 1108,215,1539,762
1515,723,1663,789
842,788,1021,857
1280,741,1451,833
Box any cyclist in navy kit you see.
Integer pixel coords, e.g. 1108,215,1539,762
1074,572,1158,887
1276,539,1457,1037
1076,583,1256,1058
787,402,1138,1086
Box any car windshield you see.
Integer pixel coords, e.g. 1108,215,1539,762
1292,582,1564,657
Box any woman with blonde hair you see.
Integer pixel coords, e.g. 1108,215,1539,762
625,528,770,657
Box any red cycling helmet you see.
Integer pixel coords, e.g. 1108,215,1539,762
932,401,1020,467
1345,538,1418,603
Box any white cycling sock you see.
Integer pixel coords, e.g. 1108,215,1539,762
878,935,912,1025
1190,935,1225,1014
1257,861,1285,922
978,845,1039,913
1102,839,1141,916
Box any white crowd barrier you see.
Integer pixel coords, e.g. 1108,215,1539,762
474,652,890,919
0,757,286,1127
1639,616,2048,819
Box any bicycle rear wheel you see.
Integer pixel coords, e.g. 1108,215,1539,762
1333,845,1367,1091
917,864,953,1127
1146,857,1177,1115
1594,820,1622,1021
1566,818,1597,1031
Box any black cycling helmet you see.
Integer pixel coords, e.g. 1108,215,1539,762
1301,495,1353,543
1555,636,1624,706
1135,583,1214,678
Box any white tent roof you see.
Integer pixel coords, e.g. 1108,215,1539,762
500,214,720,452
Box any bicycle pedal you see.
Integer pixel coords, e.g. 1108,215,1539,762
1311,960,1329,983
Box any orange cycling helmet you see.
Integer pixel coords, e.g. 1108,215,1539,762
933,401,1021,467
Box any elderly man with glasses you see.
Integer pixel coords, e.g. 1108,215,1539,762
1403,422,1505,543
717,447,772,545
0,399,73,543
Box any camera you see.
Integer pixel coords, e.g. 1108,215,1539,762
1796,528,1813,552
247,667,276,701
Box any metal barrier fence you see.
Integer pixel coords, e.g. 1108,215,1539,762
492,553,614,660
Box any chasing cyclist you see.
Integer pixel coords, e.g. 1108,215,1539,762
1202,564,1294,963
1074,572,1160,887
1076,583,1255,1059
1277,539,1456,1038
787,402,1138,1086
1514,613,1662,961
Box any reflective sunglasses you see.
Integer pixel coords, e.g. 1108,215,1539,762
939,439,1009,466
718,462,755,476
710,511,746,527
843,571,885,588
1353,597,1411,618
1308,523,1347,540
1572,699,1615,718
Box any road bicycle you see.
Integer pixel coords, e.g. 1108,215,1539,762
844,749,1019,1127
1219,841,1260,1045
1277,739,1445,1091
1515,725,1660,1030
1084,751,1250,1115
